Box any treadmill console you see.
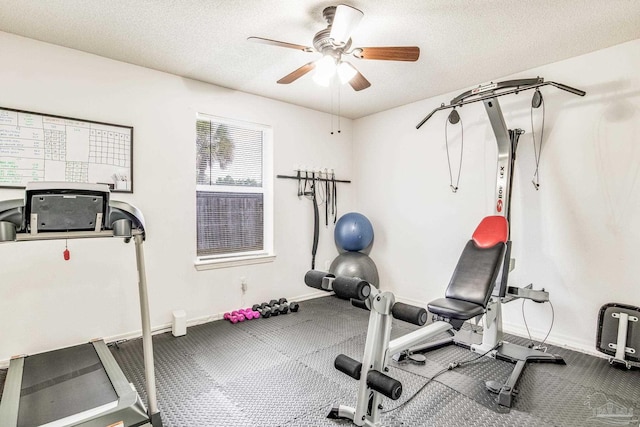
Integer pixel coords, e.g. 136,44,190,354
0,182,146,242
25,182,110,232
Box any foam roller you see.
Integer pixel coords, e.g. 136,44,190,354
333,276,371,301
392,302,428,326
304,270,334,290
367,370,402,400
334,354,362,380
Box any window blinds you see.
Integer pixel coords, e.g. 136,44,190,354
196,118,265,257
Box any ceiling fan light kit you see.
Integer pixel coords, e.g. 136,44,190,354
329,4,364,46
313,55,338,86
248,4,420,91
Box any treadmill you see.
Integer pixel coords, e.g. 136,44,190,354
0,182,162,427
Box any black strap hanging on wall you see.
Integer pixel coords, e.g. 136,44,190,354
309,172,320,269
332,170,337,224
324,169,329,226
277,170,351,269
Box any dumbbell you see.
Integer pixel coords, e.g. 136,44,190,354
252,303,272,318
269,298,290,315
241,308,261,320
223,312,245,324
256,301,280,317
269,298,300,314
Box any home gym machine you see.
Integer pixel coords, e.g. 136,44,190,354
303,77,586,426
0,183,162,427
406,77,586,407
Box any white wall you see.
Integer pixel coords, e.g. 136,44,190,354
353,39,640,353
0,32,355,362
2,30,638,363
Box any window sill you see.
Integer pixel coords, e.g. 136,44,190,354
194,253,276,271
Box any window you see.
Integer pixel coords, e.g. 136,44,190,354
195,114,273,267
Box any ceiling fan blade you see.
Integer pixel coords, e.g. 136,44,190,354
347,65,371,91
354,46,420,61
277,61,316,84
329,5,364,45
248,36,313,52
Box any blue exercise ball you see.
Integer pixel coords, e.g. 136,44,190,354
334,212,374,252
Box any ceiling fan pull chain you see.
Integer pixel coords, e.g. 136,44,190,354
337,83,342,134
330,84,335,134
445,108,464,193
530,89,545,190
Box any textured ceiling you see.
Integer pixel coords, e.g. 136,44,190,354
0,0,639,119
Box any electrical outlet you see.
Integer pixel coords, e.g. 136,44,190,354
240,277,247,293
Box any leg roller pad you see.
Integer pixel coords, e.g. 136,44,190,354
367,370,402,400
392,302,428,326
334,354,362,380
333,276,371,301
305,270,334,290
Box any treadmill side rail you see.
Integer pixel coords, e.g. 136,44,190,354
0,341,149,427
0,357,24,427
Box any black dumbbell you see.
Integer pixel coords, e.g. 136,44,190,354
251,303,272,318
289,301,300,312
268,298,288,315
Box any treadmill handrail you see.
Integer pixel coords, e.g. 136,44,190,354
416,77,586,129
14,228,143,242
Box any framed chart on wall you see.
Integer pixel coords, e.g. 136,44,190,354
0,107,133,192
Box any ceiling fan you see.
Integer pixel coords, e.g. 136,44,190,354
248,4,420,91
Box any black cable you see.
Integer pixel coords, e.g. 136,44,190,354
530,89,545,190
522,299,555,351
445,109,464,192
382,343,500,414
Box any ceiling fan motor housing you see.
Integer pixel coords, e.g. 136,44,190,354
315,6,352,57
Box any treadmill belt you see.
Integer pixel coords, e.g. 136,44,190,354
18,343,117,427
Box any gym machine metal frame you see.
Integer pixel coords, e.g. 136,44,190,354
0,182,162,427
305,272,446,427
408,77,586,407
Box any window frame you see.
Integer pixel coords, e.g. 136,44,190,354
194,113,274,270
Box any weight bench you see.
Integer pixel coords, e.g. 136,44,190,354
397,215,564,408
305,216,563,426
